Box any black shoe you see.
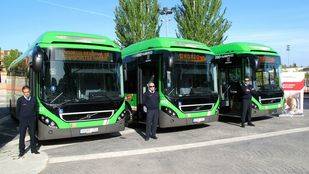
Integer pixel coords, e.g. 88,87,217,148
151,136,158,139
31,150,40,154
241,123,245,128
18,151,25,157
248,122,255,126
145,137,150,141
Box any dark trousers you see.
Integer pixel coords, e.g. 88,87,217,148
241,99,252,124
146,109,159,138
19,118,37,153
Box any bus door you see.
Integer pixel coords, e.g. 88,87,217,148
137,56,159,122
217,59,243,115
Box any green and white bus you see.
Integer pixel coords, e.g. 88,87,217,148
211,42,284,118
122,38,219,128
8,31,126,140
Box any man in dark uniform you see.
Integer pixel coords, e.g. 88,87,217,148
143,82,159,141
240,77,255,128
16,85,39,157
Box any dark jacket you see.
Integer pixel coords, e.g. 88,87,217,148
241,84,255,100
142,90,159,110
16,96,37,120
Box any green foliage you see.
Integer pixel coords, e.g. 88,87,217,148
175,0,232,46
3,49,21,70
114,0,161,47
3,49,28,76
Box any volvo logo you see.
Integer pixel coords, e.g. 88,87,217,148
86,113,97,118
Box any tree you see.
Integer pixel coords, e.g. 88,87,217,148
114,0,161,47
175,0,231,46
2,49,28,76
3,49,21,71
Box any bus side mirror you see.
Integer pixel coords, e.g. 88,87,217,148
123,65,127,81
254,58,259,68
168,56,174,68
163,53,173,68
32,49,44,72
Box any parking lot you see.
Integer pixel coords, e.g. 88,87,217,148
0,91,309,174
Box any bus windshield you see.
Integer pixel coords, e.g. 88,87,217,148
254,55,281,91
163,52,215,98
41,48,122,104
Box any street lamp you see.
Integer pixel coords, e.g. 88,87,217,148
159,7,176,37
286,44,291,67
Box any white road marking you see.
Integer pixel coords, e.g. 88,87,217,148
49,127,309,164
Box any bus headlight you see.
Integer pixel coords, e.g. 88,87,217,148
251,104,258,109
162,107,178,118
39,115,58,128
49,121,57,128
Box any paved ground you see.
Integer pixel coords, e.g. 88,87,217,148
0,90,18,149
0,90,308,174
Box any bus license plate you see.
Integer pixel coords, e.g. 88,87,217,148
80,127,99,134
193,118,205,123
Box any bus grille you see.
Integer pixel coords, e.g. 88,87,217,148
179,103,214,112
60,110,114,122
259,97,281,105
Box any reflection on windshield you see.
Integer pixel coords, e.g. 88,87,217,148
255,56,281,91
164,53,215,97
41,49,122,104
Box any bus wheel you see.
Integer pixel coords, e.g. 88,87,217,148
125,109,133,127
218,115,224,122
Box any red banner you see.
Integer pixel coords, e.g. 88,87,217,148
282,80,305,91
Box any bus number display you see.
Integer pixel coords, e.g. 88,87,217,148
178,53,206,62
258,56,275,63
61,49,112,62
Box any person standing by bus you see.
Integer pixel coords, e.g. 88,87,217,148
17,85,39,157
241,77,255,128
143,82,159,141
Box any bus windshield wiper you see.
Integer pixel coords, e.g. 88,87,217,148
54,98,77,108
50,92,63,104
168,87,176,96
90,93,117,104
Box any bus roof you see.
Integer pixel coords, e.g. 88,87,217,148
211,42,279,57
122,37,213,58
9,31,120,70
35,31,120,51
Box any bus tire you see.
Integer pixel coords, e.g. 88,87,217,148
124,102,134,127
218,114,224,122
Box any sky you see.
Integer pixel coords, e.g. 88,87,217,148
0,0,308,66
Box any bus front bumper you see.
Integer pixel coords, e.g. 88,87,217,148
37,119,125,140
252,107,283,117
159,110,218,128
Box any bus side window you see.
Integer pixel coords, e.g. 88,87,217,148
125,59,137,93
